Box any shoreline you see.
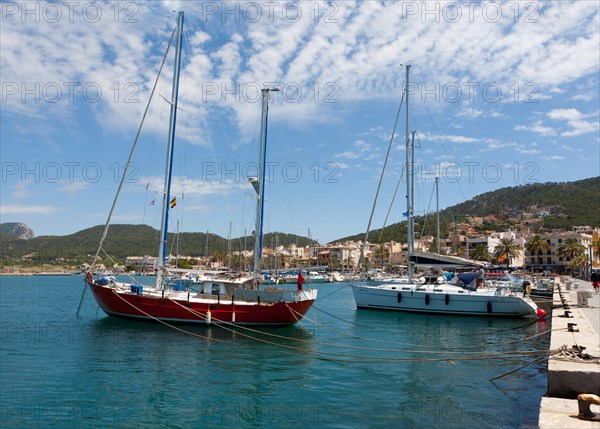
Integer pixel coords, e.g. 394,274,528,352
1,271,81,276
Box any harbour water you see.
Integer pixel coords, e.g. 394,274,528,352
1,276,550,428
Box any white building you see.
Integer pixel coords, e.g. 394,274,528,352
467,231,525,267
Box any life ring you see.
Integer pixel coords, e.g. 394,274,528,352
86,272,93,284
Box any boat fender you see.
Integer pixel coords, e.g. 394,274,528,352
445,294,450,305
86,272,93,285
397,292,402,303
206,311,211,325
487,301,492,314
425,294,430,305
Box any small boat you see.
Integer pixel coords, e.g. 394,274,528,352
305,271,331,283
529,277,555,298
77,12,316,326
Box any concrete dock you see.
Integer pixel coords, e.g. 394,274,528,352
538,278,600,428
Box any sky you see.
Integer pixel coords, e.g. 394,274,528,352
1,1,599,245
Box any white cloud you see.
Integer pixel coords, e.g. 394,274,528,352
419,133,482,144
514,121,557,136
1,204,59,215
456,107,483,119
58,180,90,194
2,1,598,138
335,151,360,159
548,108,599,137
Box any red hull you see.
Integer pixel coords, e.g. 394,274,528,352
89,284,314,326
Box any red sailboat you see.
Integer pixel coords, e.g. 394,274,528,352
76,12,316,326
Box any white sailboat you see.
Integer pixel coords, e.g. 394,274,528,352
351,65,542,317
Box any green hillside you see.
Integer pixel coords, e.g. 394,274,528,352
334,176,600,244
0,224,315,266
2,177,597,266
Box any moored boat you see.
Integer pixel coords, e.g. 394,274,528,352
351,65,542,318
77,12,316,326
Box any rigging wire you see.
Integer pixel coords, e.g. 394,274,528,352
418,180,437,243
376,163,406,245
77,26,178,316
358,88,406,270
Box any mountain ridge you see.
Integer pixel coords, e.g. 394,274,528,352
1,176,598,265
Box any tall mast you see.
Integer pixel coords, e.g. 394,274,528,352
253,88,278,288
205,230,209,257
227,221,232,269
405,65,413,282
435,176,440,255
157,11,184,289
410,130,415,254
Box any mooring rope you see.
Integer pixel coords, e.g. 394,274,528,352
106,289,558,364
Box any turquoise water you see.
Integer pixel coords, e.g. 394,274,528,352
1,276,549,428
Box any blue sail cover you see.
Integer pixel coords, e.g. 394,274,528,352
456,273,478,290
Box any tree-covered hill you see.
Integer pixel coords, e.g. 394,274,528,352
0,224,316,266
2,177,597,265
334,176,600,244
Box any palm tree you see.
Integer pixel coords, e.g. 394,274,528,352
449,243,465,258
592,239,600,254
374,245,389,267
557,237,585,261
470,244,492,262
494,238,521,270
592,239,600,265
558,237,585,275
525,234,550,271
569,253,589,279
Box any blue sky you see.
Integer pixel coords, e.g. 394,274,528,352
1,1,599,244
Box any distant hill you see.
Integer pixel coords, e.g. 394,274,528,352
0,222,35,240
2,177,598,266
0,224,316,266
334,176,600,244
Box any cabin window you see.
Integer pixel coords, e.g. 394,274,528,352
211,284,221,295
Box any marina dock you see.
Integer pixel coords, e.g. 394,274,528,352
538,278,600,428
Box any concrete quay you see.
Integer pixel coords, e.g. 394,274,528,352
538,278,600,428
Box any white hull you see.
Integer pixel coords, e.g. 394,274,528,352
352,283,538,317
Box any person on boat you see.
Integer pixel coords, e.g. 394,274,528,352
477,268,485,288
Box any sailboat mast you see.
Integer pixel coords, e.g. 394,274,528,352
253,88,278,288
227,221,232,269
157,11,184,289
410,130,416,254
435,176,440,254
405,65,413,282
